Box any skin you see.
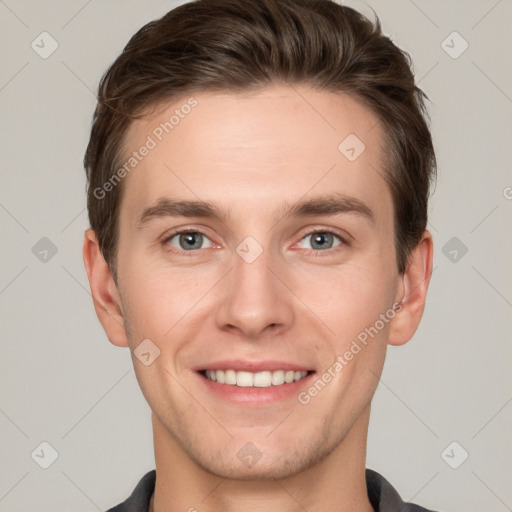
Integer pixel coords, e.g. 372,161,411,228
83,84,433,512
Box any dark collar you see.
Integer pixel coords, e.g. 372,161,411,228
107,468,437,512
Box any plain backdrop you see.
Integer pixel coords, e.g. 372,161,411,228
1,1,511,511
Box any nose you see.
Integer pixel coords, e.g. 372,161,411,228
215,248,295,340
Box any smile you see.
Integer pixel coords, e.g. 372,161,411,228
202,369,310,387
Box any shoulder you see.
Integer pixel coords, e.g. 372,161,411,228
366,469,441,512
105,470,156,512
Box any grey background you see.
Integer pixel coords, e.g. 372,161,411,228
1,0,511,510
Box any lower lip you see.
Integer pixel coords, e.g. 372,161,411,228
195,371,315,406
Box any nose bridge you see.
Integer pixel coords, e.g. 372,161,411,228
215,243,294,338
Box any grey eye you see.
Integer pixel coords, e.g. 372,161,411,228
310,232,335,250
299,232,342,251
168,232,212,251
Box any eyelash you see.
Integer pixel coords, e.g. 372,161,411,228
295,229,348,256
160,228,348,257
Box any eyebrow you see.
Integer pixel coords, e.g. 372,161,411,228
137,193,375,228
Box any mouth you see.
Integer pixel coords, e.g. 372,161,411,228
193,360,316,405
199,369,313,388
195,366,317,406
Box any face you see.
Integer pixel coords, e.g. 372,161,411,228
113,84,403,479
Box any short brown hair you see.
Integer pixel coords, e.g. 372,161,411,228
84,0,436,281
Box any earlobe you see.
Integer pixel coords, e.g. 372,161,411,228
82,229,129,347
388,230,434,347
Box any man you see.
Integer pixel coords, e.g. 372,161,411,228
82,0,437,510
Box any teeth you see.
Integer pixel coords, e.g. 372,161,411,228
271,371,285,385
225,369,236,385
204,369,309,387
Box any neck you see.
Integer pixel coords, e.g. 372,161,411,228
149,406,374,512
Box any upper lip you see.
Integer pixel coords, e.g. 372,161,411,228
194,360,314,373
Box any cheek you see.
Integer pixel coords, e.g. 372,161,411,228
119,254,218,341
288,258,396,341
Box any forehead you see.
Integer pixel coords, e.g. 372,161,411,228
119,84,390,227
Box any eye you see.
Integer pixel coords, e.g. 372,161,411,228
297,230,344,252
164,230,214,251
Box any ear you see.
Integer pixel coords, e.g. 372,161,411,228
82,228,128,347
388,230,434,346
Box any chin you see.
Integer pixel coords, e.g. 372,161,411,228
199,457,309,481
188,436,331,481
